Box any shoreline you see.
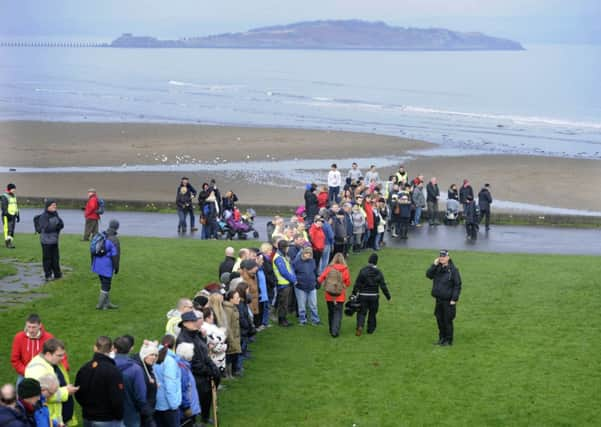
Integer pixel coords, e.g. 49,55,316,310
1,120,601,213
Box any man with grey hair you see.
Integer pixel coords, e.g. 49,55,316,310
165,298,194,337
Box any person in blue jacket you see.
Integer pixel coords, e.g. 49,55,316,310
174,343,200,426
272,240,297,327
318,208,335,275
91,220,120,310
254,251,271,330
113,336,151,427
154,335,181,427
291,247,320,326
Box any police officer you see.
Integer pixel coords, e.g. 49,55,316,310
1,183,19,249
426,249,462,346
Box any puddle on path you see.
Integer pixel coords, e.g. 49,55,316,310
0,259,54,310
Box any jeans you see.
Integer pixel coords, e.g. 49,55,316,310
261,301,270,326
328,186,340,203
83,421,123,427
327,301,343,337
374,232,383,250
294,288,320,324
319,244,331,275
356,295,379,333
414,207,423,225
177,209,187,230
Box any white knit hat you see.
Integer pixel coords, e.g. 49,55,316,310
139,340,159,361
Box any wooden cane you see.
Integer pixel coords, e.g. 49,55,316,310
212,379,219,427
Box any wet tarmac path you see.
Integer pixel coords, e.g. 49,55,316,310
14,208,601,256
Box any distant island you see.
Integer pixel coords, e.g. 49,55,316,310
111,20,524,51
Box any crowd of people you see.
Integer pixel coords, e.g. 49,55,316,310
0,161,473,427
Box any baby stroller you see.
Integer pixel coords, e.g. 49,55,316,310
223,208,260,240
444,199,460,225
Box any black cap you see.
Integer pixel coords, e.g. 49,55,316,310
18,378,41,399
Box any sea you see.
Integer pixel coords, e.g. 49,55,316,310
0,44,600,159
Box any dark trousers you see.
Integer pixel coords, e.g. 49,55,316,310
466,223,478,240
399,218,410,238
41,244,61,279
356,295,379,333
3,215,16,240
434,299,456,343
196,380,212,423
480,208,490,229
99,275,112,292
83,218,98,241
427,201,439,224
276,285,291,321
154,409,179,427
334,241,346,257
326,301,343,337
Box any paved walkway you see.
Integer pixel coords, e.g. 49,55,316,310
15,208,601,256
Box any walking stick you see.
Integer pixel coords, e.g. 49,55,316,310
211,379,219,427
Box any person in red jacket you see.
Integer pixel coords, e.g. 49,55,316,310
361,196,375,249
318,253,351,338
316,185,329,209
10,314,68,381
308,216,326,271
83,188,100,241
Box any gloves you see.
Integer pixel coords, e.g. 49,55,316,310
433,257,439,265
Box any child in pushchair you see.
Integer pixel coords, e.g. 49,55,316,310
444,198,461,225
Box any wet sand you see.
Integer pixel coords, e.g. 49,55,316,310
1,121,600,211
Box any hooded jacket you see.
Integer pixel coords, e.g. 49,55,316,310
292,255,317,292
84,195,100,221
352,264,391,300
223,301,242,355
39,210,64,245
11,325,64,376
154,350,182,411
114,354,148,427
318,264,351,303
0,401,35,427
91,237,118,278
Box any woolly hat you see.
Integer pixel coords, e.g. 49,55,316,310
203,282,222,294
277,240,289,252
139,340,159,361
368,253,379,265
193,295,209,309
108,219,120,231
220,272,231,285
44,199,56,209
7,183,16,191
18,378,41,399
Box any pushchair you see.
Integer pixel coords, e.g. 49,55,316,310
220,208,260,240
444,199,461,225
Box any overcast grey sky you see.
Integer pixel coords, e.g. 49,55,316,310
1,0,600,43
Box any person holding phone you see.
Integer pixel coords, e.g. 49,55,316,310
426,250,462,346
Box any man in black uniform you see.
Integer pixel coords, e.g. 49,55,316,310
478,183,493,231
352,253,391,336
74,336,125,427
426,250,462,346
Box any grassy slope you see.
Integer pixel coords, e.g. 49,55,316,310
0,234,599,426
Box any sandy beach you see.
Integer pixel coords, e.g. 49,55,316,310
1,121,600,212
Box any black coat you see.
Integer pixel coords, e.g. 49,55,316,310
0,402,35,427
75,352,125,422
218,256,236,278
304,190,319,219
426,183,440,203
352,265,391,300
478,188,493,211
464,201,480,224
459,185,474,204
176,327,220,391
426,260,462,301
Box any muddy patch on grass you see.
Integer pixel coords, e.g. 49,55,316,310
0,259,52,310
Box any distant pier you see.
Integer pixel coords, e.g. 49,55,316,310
0,41,109,48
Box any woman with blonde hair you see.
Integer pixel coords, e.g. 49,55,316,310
318,253,351,338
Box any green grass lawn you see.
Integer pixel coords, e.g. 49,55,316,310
0,261,17,279
1,234,600,426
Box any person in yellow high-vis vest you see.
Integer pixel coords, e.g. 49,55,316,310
1,183,19,249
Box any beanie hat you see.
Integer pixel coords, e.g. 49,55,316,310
204,282,222,294
44,199,56,209
277,240,289,252
368,253,379,265
220,272,231,285
193,295,209,309
18,378,41,399
139,340,159,361
7,183,16,191
108,219,120,231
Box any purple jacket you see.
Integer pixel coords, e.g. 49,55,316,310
91,237,118,278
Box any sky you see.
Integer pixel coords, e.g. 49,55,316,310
1,0,600,44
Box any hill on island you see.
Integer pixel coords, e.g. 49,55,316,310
111,20,524,51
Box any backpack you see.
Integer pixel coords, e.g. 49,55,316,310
90,232,107,257
33,214,42,234
96,198,105,215
324,268,344,297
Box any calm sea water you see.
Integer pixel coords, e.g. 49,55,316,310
0,44,600,158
